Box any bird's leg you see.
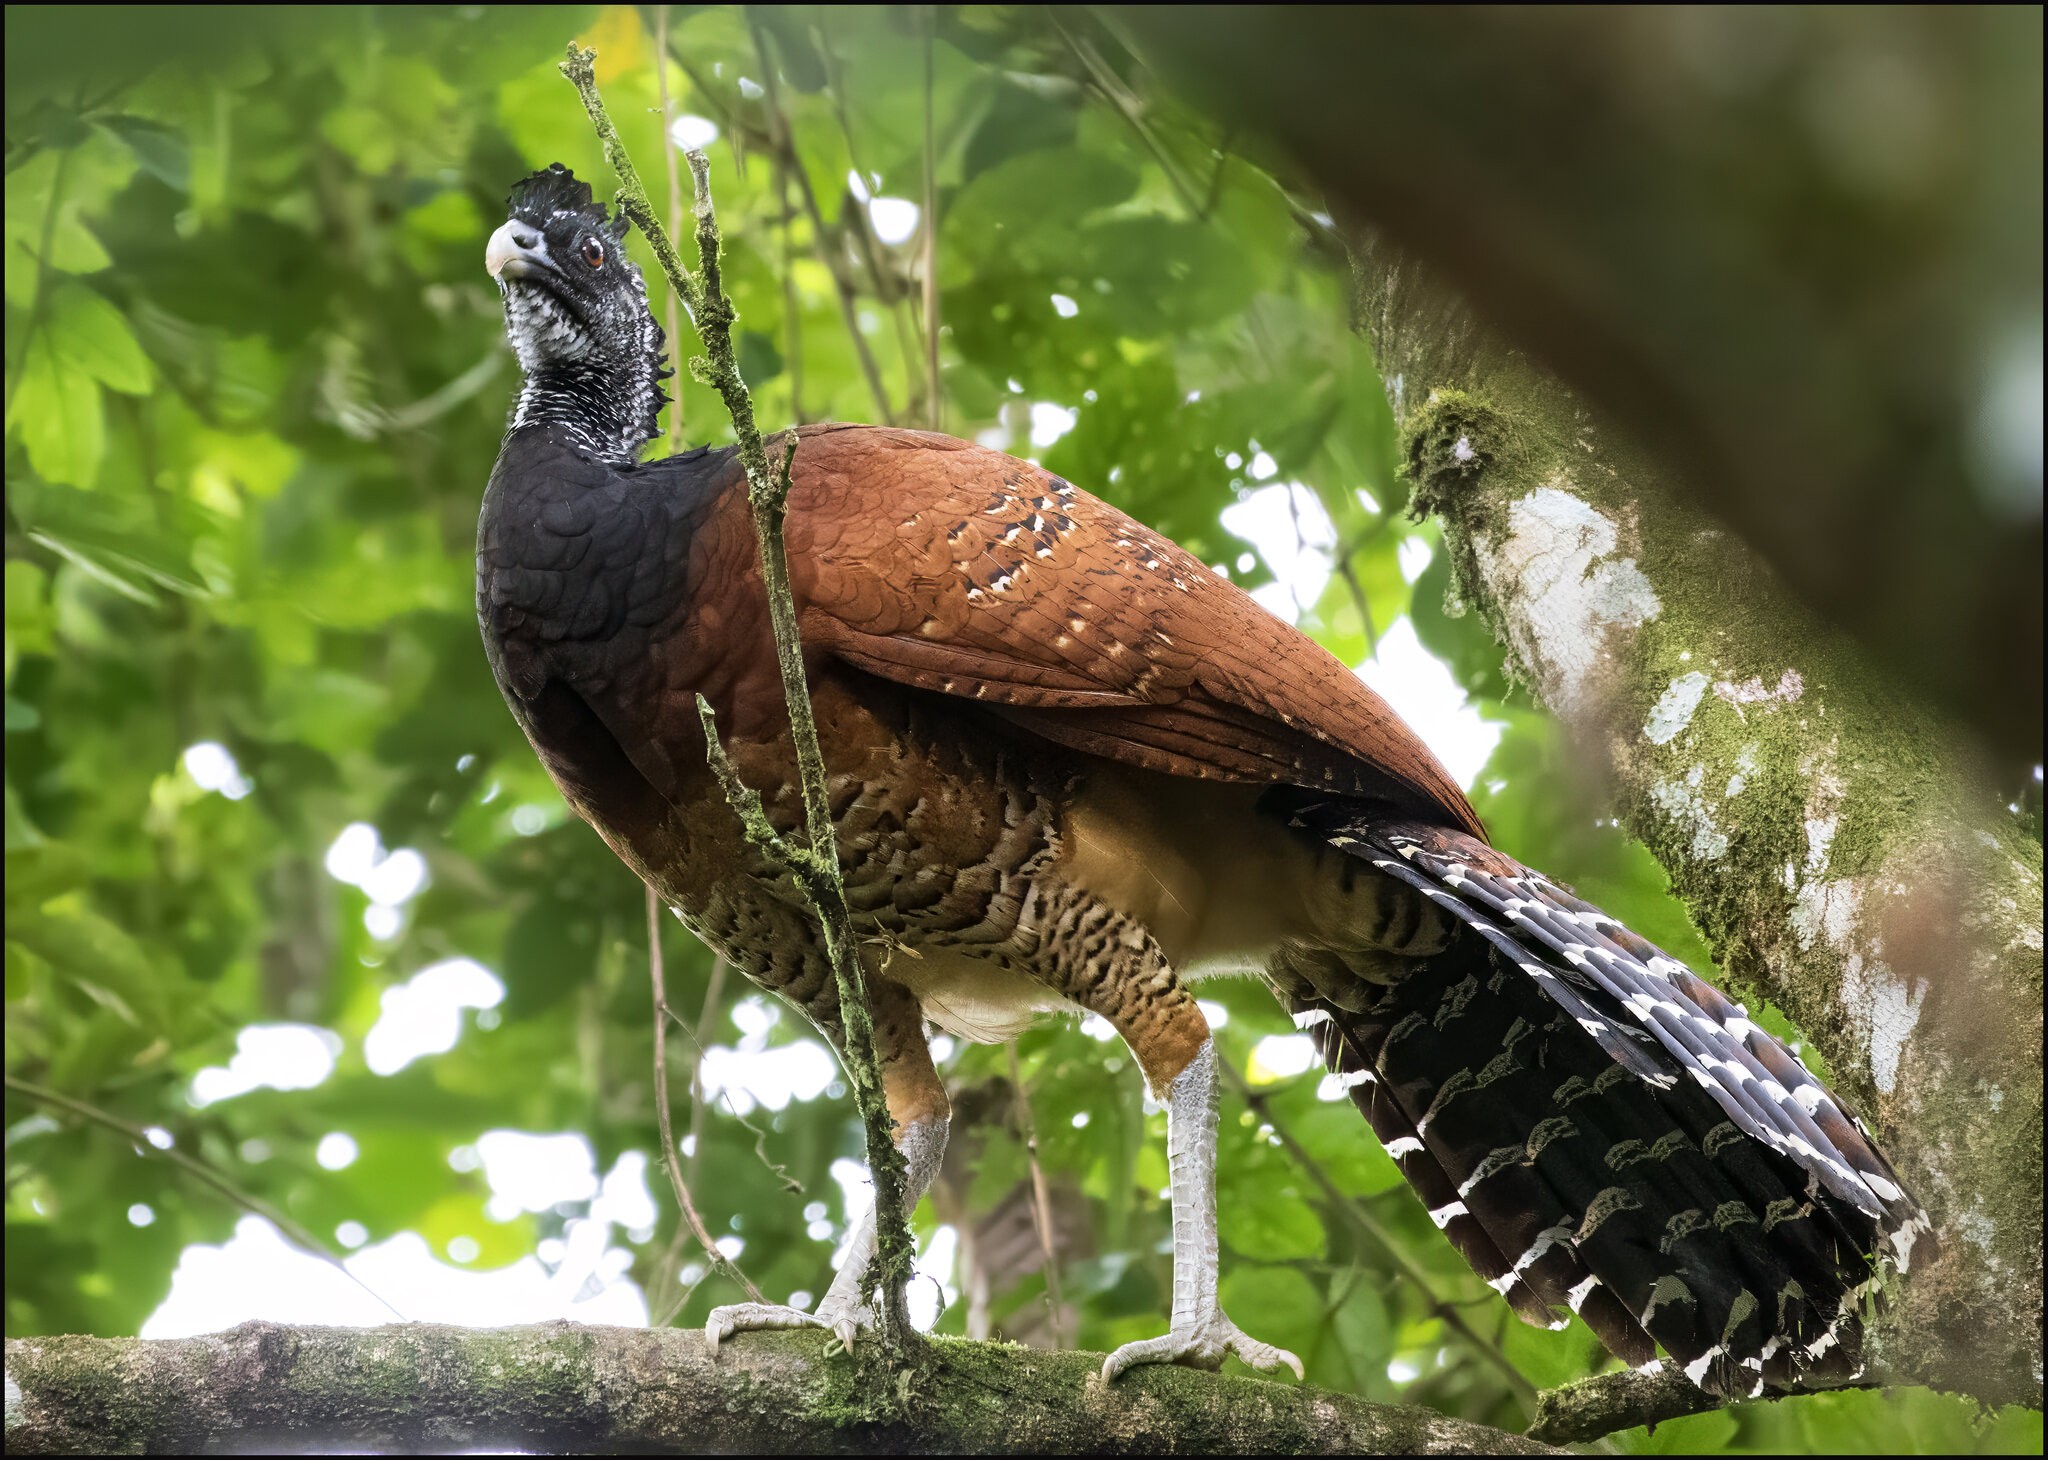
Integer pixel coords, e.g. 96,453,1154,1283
1099,1035,1304,1382
707,978,947,1352
1059,941,1303,1384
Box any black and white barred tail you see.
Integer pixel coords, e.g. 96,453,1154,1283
1278,806,1933,1398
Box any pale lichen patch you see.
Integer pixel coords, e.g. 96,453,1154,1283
1725,743,1759,798
1649,763,1729,861
1645,671,1710,745
1475,485,1662,719
1954,1199,2000,1257
1714,669,1805,717
1847,955,1926,1097
1805,814,1840,875
1789,875,1862,952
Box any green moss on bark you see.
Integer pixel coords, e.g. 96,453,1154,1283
4,1324,1563,1454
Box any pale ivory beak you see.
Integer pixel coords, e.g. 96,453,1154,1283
486,220,554,282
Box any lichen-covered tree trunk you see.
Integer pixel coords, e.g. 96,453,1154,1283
1346,226,2042,1410
1,1322,1560,1455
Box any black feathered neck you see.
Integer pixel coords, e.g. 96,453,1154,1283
498,164,670,466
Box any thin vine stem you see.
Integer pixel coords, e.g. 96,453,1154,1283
653,4,686,448
920,7,941,430
2,1073,404,1322
1221,1063,1538,1413
1005,1042,1066,1349
647,884,764,1304
739,16,896,425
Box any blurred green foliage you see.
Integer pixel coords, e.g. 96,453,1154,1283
2,6,2037,1453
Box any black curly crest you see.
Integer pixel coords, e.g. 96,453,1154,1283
506,163,630,239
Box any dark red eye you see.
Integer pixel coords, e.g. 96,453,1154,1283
580,237,605,269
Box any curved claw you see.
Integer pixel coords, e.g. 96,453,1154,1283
705,1302,827,1353
705,1299,873,1355
1100,1314,1305,1384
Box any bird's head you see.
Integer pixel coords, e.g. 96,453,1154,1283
488,163,667,461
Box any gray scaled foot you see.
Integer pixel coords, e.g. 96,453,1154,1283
704,1116,949,1358
1101,1038,1303,1383
1102,1308,1305,1381
705,1294,872,1352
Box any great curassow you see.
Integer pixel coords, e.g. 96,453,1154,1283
477,165,1930,1394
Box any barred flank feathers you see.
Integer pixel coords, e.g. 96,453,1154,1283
1280,805,1934,1398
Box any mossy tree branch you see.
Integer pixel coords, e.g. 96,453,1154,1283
559,42,916,1353
1345,221,2044,1412
1,1323,1564,1456
1526,1365,1803,1448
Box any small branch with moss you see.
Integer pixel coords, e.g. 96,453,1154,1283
560,41,917,1353
1524,1366,1741,1447
1523,1363,1885,1447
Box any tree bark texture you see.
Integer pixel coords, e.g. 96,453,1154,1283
1344,225,2043,1411
1,1322,1562,1456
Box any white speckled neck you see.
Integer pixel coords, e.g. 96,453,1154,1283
502,272,666,466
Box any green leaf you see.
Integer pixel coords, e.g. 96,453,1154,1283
10,482,207,600
1219,1158,1325,1260
95,116,190,193
1619,1406,1740,1454
8,903,164,1029
1500,1308,1603,1391
1216,1264,1323,1376
4,782,47,852
5,334,104,487
48,282,153,394
1409,543,1511,703
5,560,56,659
5,937,51,1000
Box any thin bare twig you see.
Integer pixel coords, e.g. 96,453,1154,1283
648,885,763,1304
1198,128,1235,221
777,161,804,423
2,1073,404,1321
645,943,732,1324
686,954,728,1192
1221,1064,1537,1413
1005,1043,1066,1349
656,980,801,1196
1335,553,1381,657
741,15,896,425
654,5,686,448
920,7,941,431
1051,15,1204,219
810,11,931,414
4,146,72,421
